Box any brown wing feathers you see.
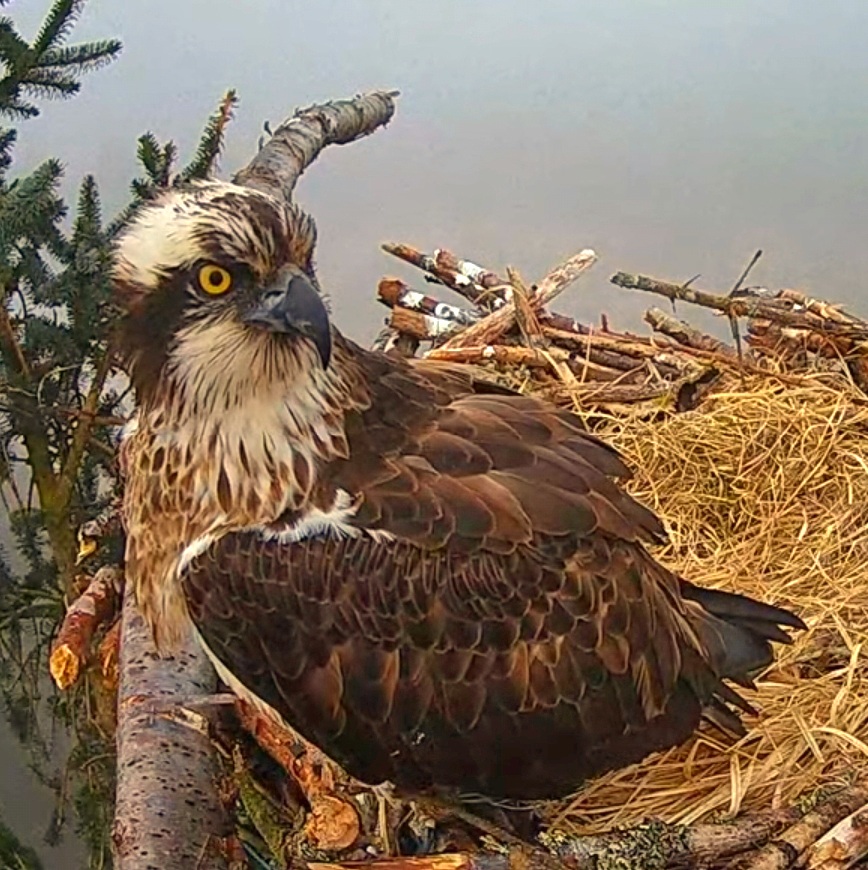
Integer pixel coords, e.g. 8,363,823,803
182,345,804,799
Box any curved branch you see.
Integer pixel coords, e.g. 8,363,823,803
233,90,398,205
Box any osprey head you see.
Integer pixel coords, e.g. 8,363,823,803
112,180,332,404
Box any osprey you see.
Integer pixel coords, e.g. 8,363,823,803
112,180,804,801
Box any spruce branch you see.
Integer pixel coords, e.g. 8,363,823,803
180,88,239,181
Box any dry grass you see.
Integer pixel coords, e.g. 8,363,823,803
543,372,868,834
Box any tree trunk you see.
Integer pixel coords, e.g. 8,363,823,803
112,582,231,869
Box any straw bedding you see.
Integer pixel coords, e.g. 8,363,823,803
538,372,868,834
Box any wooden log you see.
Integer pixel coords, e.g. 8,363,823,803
545,804,806,869
112,582,231,869
49,565,121,690
544,381,670,406
435,249,597,351
426,343,572,371
541,324,685,379
302,802,814,870
389,306,462,342
803,799,868,869
540,311,592,335
433,248,510,307
235,699,361,852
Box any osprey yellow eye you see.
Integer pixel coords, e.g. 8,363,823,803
196,263,233,296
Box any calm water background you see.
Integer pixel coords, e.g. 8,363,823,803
3,0,868,865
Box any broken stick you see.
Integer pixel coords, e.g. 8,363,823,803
49,565,122,690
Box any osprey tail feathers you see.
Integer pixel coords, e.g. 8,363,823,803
680,579,806,685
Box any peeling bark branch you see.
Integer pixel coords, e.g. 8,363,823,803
112,583,231,869
49,565,121,690
381,243,507,309
389,306,462,342
234,90,398,205
378,278,479,326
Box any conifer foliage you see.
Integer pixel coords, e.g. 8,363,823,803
0,2,239,864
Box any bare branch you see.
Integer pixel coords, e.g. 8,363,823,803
233,90,398,205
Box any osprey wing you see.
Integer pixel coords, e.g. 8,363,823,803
181,355,802,799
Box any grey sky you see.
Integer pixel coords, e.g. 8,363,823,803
4,2,868,865
12,0,868,343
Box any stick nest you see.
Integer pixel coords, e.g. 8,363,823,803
376,243,868,840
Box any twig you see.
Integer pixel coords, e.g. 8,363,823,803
57,341,117,506
729,249,763,297
435,249,597,351
0,290,31,378
49,566,122,690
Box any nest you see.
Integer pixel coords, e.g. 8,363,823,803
549,373,868,834
375,242,868,851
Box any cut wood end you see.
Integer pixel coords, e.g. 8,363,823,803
304,794,361,852
49,643,81,690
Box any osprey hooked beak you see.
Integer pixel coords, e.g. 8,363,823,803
243,269,332,368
